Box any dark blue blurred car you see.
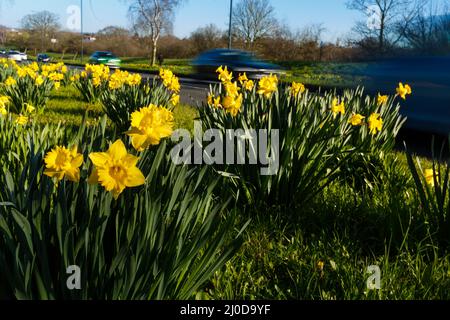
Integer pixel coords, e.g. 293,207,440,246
192,49,285,80
37,54,51,63
359,56,450,134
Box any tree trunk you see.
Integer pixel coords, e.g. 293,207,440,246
151,40,157,67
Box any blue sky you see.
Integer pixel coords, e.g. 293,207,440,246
0,0,371,41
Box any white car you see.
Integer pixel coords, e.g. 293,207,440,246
7,51,27,62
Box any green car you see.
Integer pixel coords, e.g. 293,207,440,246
89,51,121,68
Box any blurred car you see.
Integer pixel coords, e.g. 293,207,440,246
37,53,51,63
89,51,121,68
7,51,27,62
192,49,285,80
360,56,450,135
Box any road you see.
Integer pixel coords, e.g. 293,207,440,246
67,60,449,157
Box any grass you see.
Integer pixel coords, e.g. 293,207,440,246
280,61,370,88
38,85,199,131
203,154,450,300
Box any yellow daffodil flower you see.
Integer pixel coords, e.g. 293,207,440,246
216,66,233,83
291,82,306,97
222,93,243,117
25,103,35,113
368,113,383,135
44,145,84,182
5,77,17,86
257,74,278,99
15,114,28,126
170,94,180,106
331,98,345,117
88,140,146,199
349,113,365,126
424,169,436,187
127,105,175,151
396,83,412,100
377,94,388,106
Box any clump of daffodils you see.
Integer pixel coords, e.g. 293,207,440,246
211,66,244,117
108,69,142,90
159,68,181,93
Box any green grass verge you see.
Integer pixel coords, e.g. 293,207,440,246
203,154,450,300
37,86,199,131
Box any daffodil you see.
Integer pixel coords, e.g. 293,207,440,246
54,82,61,90
257,74,278,99
88,140,146,199
127,73,142,86
170,94,180,106
216,66,233,83
290,82,305,97
127,105,175,151
159,68,181,93
222,94,243,117
48,72,64,82
349,113,365,126
377,94,388,106
25,103,35,113
0,105,7,116
244,80,254,91
368,113,383,135
238,73,248,84
35,76,44,86
44,145,83,182
396,83,412,100
208,95,221,108
15,114,28,126
317,261,325,271
424,169,436,187
331,98,345,117
224,81,240,97
17,67,27,78
0,95,9,108
92,76,102,87
4,77,16,86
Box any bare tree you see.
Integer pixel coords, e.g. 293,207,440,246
127,0,182,66
232,0,278,50
190,24,224,53
401,0,450,53
346,0,419,53
21,11,60,52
